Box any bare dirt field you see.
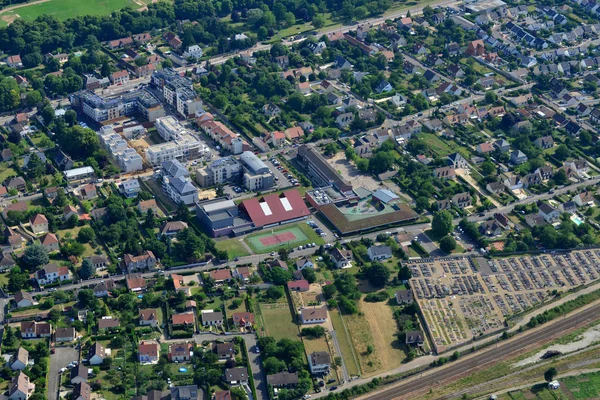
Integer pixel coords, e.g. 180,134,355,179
327,152,381,191
359,299,405,374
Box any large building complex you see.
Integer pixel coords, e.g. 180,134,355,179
69,89,165,123
151,68,203,118
98,126,144,172
146,117,210,166
239,151,274,191
196,189,309,236
195,157,242,187
161,160,198,205
199,118,249,155
297,144,353,194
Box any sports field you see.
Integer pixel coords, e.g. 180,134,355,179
244,223,323,254
0,0,152,26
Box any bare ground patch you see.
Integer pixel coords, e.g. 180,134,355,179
327,152,381,191
359,299,406,374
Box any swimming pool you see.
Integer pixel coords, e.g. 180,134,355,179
179,367,188,373
571,215,584,226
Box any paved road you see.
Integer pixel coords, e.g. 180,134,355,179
48,346,78,400
357,302,600,400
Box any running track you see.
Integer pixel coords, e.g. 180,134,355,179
365,303,600,400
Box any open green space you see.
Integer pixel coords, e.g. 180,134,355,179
244,223,323,254
0,163,17,182
257,301,300,341
215,238,250,259
0,0,152,26
562,371,600,399
328,309,360,376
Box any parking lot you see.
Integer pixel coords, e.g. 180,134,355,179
49,345,79,400
407,250,600,353
264,157,297,188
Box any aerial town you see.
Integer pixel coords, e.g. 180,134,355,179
0,0,600,399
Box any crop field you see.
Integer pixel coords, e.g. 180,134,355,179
0,0,153,26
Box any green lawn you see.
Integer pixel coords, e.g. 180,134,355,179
215,238,250,259
244,223,324,254
563,371,600,399
0,0,152,26
257,301,300,341
328,309,360,377
419,132,472,160
0,163,17,182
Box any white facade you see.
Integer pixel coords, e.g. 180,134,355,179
147,117,210,166
183,45,203,59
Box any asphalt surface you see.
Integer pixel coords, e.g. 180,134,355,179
48,346,79,400
363,302,600,400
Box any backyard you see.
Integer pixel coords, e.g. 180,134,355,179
328,309,360,377
256,300,300,341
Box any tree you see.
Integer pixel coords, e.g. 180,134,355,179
25,91,43,107
554,144,571,161
485,91,497,104
431,210,453,238
278,247,289,261
312,14,326,28
78,289,97,308
302,268,316,283
79,258,96,280
40,104,55,125
22,244,49,269
266,286,284,299
367,263,390,287
77,227,95,243
544,367,557,382
440,236,457,253
144,209,157,229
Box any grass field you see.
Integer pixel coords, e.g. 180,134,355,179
0,163,17,182
0,0,152,26
257,301,300,341
244,223,324,254
419,132,472,160
562,371,600,399
215,238,250,259
328,309,360,377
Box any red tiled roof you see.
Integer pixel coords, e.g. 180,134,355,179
240,189,310,228
172,312,195,326
287,280,310,291
210,269,232,281
138,342,159,357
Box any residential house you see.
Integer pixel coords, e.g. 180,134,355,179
5,227,24,250
63,205,78,221
88,342,108,365
536,166,554,180
452,192,472,209
110,70,130,85
138,199,160,215
267,131,286,147
29,214,48,234
123,251,157,273
534,136,554,149
504,176,523,191
367,245,392,261
14,291,34,308
10,347,29,371
299,307,328,324
395,290,414,304
210,269,232,283
172,312,195,328
232,312,255,329
201,311,224,327
6,55,22,68
405,330,425,346
335,112,354,129
433,166,456,179
233,266,251,282
538,202,561,223
168,343,193,362
476,142,494,155
479,220,503,237
126,274,147,292
9,371,35,400
70,365,89,385
263,104,281,118
510,150,528,165
574,191,596,207
295,256,314,270
159,221,188,237
139,309,159,327
224,367,249,385
308,351,330,375
447,153,468,169
97,316,119,332
493,139,511,153
559,201,577,214
214,342,235,360
93,279,114,297
330,248,353,269
287,280,310,292
466,40,485,56
267,372,299,387
375,80,393,93
138,342,160,363
55,327,75,342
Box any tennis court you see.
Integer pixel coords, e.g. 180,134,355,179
245,225,309,253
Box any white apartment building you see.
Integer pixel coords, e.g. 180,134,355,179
195,157,241,187
98,126,143,173
183,45,203,59
118,148,144,172
146,117,209,166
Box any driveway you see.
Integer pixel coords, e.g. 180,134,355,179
48,346,78,400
